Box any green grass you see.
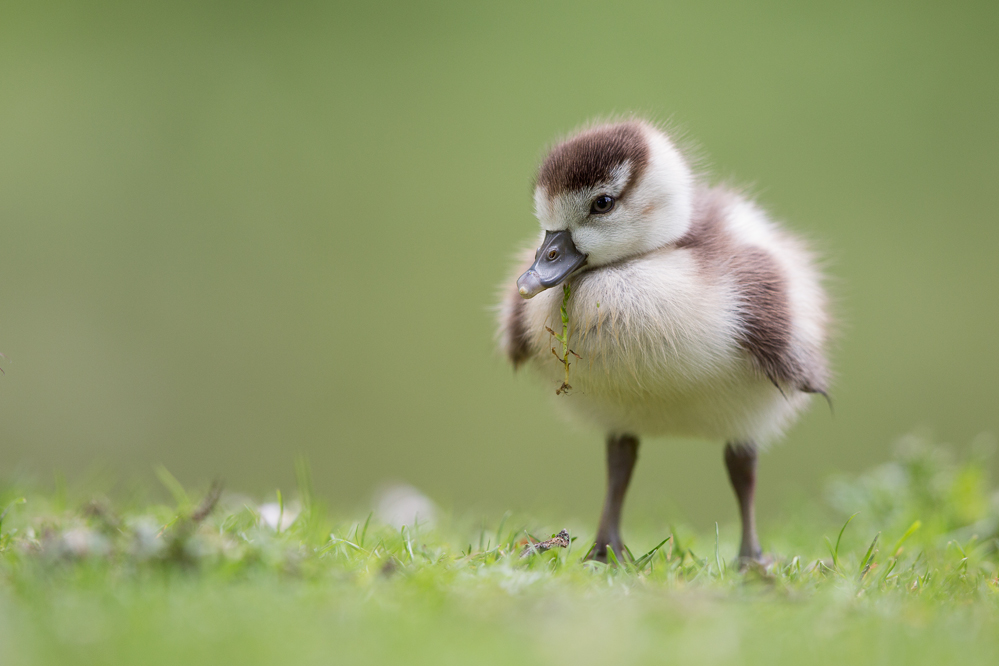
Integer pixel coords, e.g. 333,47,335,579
2,437,998,665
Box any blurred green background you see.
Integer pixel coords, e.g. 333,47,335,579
0,0,997,528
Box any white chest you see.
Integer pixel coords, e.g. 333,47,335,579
522,250,740,388
517,250,801,442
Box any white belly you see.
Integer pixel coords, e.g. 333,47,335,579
519,250,809,445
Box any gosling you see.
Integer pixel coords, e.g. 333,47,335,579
498,118,830,564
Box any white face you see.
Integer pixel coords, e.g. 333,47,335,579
532,128,695,267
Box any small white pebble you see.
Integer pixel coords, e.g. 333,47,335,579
374,483,437,529
259,502,300,531
61,527,110,558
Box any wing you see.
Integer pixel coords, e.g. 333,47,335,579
497,249,537,369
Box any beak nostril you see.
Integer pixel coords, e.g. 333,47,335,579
522,230,585,295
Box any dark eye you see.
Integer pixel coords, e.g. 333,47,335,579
590,195,615,215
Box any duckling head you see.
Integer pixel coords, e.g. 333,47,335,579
517,119,694,298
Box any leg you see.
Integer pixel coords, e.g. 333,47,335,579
724,442,763,563
589,433,639,563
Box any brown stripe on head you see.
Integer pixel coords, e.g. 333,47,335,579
536,121,650,198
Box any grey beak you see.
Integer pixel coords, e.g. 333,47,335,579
517,230,588,299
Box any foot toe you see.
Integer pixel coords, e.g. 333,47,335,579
737,553,774,572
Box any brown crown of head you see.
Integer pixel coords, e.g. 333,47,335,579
535,121,651,198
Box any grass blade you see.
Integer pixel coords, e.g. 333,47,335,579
880,557,898,584
294,455,314,516
859,532,880,578
832,512,860,568
155,466,190,508
276,489,284,534
496,511,511,547
714,522,724,578
401,525,415,562
890,520,921,557
358,512,373,549
605,545,623,569
634,536,672,571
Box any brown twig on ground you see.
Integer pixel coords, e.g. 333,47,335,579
155,481,225,565
190,480,224,524
520,529,570,558
83,499,122,532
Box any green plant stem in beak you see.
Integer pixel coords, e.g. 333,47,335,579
545,282,578,396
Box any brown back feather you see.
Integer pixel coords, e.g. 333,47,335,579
678,186,828,394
